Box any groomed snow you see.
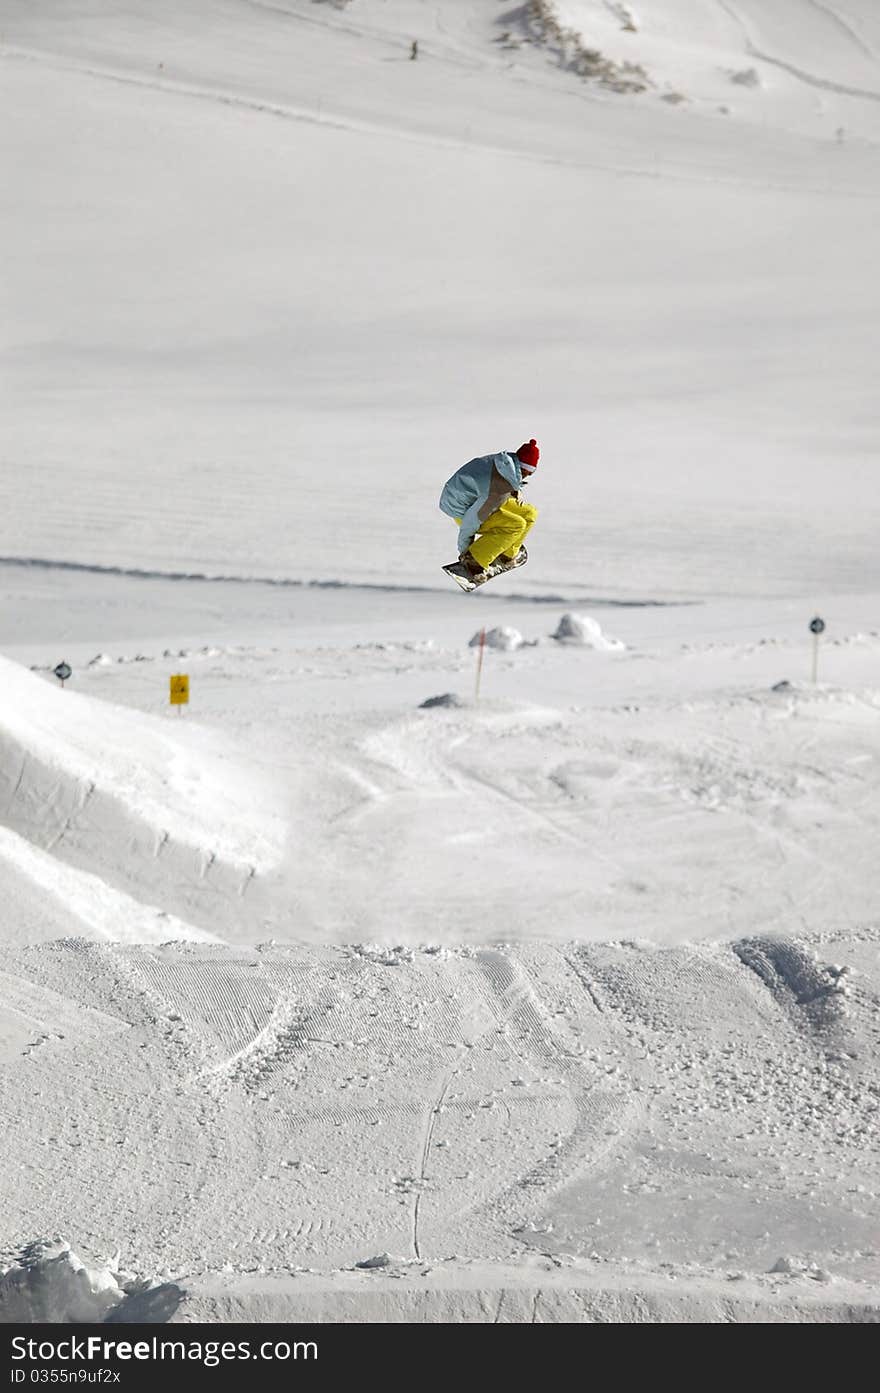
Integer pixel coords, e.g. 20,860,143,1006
0,934,876,1322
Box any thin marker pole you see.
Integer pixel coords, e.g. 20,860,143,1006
809,616,825,684
475,627,487,703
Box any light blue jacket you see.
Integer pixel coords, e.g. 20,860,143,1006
439,451,526,555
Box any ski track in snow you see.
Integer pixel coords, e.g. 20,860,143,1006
802,0,877,59
718,0,880,101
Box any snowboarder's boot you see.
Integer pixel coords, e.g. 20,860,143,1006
459,551,488,581
489,546,528,575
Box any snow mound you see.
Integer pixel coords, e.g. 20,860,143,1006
769,1256,833,1282
0,655,285,939
469,626,524,652
0,1240,182,1324
552,613,625,649
348,943,415,967
0,656,282,872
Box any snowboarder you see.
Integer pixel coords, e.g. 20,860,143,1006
439,440,539,587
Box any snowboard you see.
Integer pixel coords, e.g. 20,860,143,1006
442,547,528,592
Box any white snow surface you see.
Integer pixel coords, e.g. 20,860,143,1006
1,0,879,1324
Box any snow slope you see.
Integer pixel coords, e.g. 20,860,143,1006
2,0,880,598
549,0,880,132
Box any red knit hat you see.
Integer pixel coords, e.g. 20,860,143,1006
517,439,540,471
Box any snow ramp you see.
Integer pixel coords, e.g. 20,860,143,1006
0,656,285,940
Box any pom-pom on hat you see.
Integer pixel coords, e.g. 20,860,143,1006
517,439,540,472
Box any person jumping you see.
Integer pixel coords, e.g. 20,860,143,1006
439,439,540,584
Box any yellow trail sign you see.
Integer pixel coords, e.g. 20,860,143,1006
169,674,190,706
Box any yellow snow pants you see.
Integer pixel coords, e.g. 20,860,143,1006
459,498,538,569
